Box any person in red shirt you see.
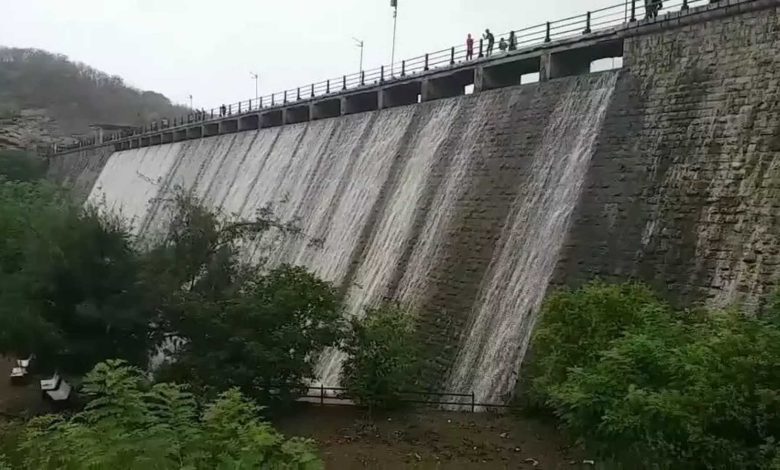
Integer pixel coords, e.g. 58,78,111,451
466,33,474,60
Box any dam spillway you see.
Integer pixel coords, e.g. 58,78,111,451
84,73,620,393
49,1,780,404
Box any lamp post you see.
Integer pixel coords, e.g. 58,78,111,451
250,72,259,102
390,0,398,76
352,37,364,72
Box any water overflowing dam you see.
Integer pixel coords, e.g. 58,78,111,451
82,72,617,396
49,0,780,404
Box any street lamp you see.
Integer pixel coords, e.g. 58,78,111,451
390,0,398,76
352,37,364,72
250,72,259,103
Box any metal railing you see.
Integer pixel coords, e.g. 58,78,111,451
296,385,510,412
53,0,722,155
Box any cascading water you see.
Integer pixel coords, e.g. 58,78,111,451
446,72,618,405
85,72,618,398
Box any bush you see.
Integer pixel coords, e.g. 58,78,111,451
341,304,421,413
13,360,322,469
526,281,780,468
0,151,46,182
525,281,671,408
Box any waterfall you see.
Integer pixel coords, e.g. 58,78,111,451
446,73,618,405
84,73,618,397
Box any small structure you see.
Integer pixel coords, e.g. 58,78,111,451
40,373,72,403
8,355,34,385
89,123,138,144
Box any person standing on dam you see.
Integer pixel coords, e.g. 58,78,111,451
508,31,517,51
484,29,495,56
466,33,474,60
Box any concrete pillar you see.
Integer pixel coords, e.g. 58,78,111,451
540,53,552,82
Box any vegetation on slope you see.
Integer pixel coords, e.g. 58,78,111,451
525,281,780,469
0,47,188,135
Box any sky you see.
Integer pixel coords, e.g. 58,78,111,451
1,0,616,110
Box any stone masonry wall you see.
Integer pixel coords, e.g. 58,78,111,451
554,3,780,313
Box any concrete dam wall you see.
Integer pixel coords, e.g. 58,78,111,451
48,3,780,404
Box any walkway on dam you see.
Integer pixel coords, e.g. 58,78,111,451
54,0,755,155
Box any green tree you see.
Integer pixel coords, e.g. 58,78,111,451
147,193,343,405
0,180,151,374
340,304,421,413
13,360,322,469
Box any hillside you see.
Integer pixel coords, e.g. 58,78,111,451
0,47,189,151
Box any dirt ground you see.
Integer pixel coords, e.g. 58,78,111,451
0,358,41,416
276,405,589,469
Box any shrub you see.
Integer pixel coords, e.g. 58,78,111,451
0,150,46,182
525,281,671,408
341,304,421,413
15,360,322,469
526,281,780,468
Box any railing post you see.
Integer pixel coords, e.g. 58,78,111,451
210,110,214,119
545,22,551,42
478,39,484,58
326,79,330,93
424,53,429,70
297,87,301,100
284,90,288,103
259,96,263,108
311,83,315,97
584,11,591,34
630,0,636,21
401,60,406,76
380,66,384,83
238,102,242,113
360,71,365,86
342,75,347,90
450,46,455,65
471,392,475,413
271,94,275,106
681,0,689,10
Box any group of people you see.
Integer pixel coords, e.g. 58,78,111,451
465,28,517,60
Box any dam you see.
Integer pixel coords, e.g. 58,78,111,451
48,0,780,404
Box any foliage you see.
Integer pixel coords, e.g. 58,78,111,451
147,194,343,406
341,304,421,412
0,151,46,182
0,180,151,374
13,360,322,469
525,281,670,408
526,281,780,469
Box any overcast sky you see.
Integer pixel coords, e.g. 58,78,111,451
2,0,616,109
